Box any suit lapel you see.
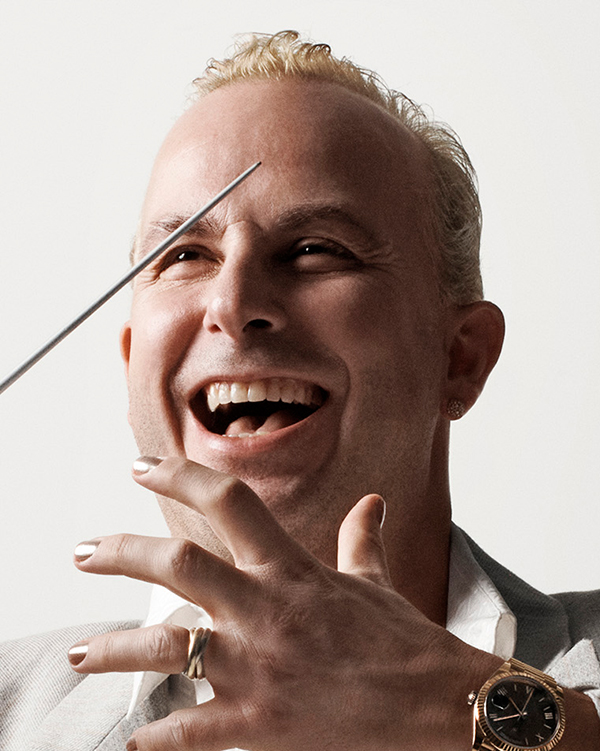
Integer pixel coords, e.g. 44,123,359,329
29,671,186,751
461,529,572,669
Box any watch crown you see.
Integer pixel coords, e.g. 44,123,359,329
467,691,478,706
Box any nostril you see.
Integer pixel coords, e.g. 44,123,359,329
245,318,271,330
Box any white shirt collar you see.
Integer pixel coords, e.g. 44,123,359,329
128,524,516,718
446,525,517,660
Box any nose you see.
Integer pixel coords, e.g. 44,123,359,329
202,252,287,339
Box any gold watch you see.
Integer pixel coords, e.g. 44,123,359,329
469,658,566,750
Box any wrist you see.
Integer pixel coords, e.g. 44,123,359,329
420,634,504,751
450,650,505,750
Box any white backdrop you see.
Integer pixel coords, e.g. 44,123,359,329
1,0,598,642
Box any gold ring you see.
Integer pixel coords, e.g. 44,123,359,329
183,627,212,680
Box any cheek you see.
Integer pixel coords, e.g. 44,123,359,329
128,292,201,381
301,276,425,357
126,294,200,455
297,277,380,336
301,277,444,408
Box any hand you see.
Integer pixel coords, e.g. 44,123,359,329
71,456,501,751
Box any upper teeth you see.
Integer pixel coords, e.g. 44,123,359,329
205,378,323,413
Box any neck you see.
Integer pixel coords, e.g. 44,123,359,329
382,422,452,626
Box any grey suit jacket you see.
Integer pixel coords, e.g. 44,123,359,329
2,535,600,751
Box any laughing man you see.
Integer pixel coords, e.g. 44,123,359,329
3,31,600,751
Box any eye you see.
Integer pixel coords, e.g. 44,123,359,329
297,243,332,255
290,240,360,272
157,245,217,280
156,245,200,268
179,249,203,264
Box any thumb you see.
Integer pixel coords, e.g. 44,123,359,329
337,494,393,588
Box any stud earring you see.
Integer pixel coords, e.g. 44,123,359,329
447,398,466,420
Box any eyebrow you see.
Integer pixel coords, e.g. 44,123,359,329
134,213,223,263
137,202,383,261
274,204,382,246
141,213,221,245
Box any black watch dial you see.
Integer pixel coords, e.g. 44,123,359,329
484,675,560,748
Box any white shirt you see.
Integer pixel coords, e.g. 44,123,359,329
446,525,516,659
127,525,517,743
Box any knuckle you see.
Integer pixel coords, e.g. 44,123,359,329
167,538,199,581
240,696,290,739
165,713,196,749
148,625,188,670
93,633,119,665
142,626,175,663
169,460,195,490
208,474,248,514
108,534,134,567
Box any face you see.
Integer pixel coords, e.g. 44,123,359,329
121,79,453,563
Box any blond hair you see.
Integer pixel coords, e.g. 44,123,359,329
189,30,483,305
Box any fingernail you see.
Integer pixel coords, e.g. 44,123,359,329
376,496,387,528
68,642,88,665
132,456,164,475
126,737,138,751
74,540,100,561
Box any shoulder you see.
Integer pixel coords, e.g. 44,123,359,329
457,527,600,665
552,589,600,644
0,621,139,749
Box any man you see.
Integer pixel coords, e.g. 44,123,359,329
2,31,599,750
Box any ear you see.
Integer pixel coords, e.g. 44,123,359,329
119,322,132,381
443,301,504,417
119,323,132,425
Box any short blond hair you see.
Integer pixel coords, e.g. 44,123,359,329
190,30,483,305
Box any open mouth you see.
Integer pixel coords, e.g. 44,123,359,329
190,378,327,437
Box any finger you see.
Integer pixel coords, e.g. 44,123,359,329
133,456,304,567
127,702,251,751
69,625,233,689
337,494,393,588
68,624,190,674
73,533,251,615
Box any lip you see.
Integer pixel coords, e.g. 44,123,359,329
190,398,330,458
183,372,333,460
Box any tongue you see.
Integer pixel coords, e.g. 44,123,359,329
224,407,301,437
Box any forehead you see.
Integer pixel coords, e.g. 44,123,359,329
140,79,432,250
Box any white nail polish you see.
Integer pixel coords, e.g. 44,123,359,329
68,644,88,665
132,456,164,475
74,541,99,561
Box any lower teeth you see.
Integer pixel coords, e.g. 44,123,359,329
226,429,269,438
